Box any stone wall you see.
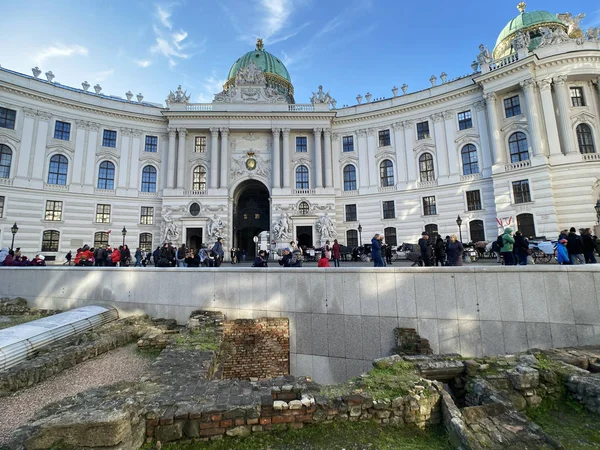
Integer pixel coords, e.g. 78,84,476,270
0,297,60,316
2,265,600,384
222,318,289,379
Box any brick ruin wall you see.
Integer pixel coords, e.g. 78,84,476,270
221,318,289,379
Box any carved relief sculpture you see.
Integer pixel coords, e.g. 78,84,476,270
160,207,180,243
272,213,291,241
557,12,585,39
207,214,225,239
316,213,336,241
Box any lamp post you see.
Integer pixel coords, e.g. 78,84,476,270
10,222,18,251
595,200,600,224
358,223,363,247
253,235,258,257
121,226,127,247
456,215,463,243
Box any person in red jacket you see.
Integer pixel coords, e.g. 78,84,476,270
332,239,341,267
110,247,121,266
74,245,93,266
317,252,330,268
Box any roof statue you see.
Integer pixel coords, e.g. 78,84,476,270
310,85,332,105
538,26,570,47
166,85,190,105
476,44,493,68
256,38,264,51
557,13,585,39
512,30,531,52
587,27,600,42
235,60,267,86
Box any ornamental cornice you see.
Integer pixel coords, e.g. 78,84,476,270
454,133,480,147
0,133,21,147
0,85,166,126
536,55,600,71
442,111,454,120
338,153,359,164
356,129,367,136
139,153,161,164
374,149,396,161
413,142,436,155
571,111,596,127
333,84,480,126
88,122,100,132
75,119,88,129
23,107,37,119
403,120,414,129
366,128,376,136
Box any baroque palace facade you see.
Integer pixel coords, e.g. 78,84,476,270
0,4,599,260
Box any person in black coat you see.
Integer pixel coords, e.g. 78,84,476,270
513,231,529,266
184,250,201,267
566,227,585,265
253,250,268,267
418,232,433,266
582,228,597,264
434,236,445,266
278,248,293,267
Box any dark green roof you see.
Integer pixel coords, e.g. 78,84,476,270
227,48,291,83
495,10,564,48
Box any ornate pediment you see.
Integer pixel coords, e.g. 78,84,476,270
48,143,74,154
413,143,436,154
571,111,596,126
0,133,20,147
139,154,161,164
375,149,396,161
230,149,270,182
455,133,480,146
501,119,528,134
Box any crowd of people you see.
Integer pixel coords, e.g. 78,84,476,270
0,248,46,266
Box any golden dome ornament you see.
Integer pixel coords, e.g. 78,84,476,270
517,2,526,14
246,151,257,171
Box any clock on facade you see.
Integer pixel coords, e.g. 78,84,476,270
246,158,256,170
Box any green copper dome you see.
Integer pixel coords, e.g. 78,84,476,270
227,39,291,83
493,3,567,59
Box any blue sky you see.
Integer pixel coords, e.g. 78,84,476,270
0,0,597,107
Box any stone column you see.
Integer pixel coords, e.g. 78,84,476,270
210,127,219,189
443,111,458,175
31,112,51,182
538,78,562,156
282,128,290,188
403,121,416,181
167,128,176,189
118,128,131,189
483,93,505,165
313,128,323,188
272,128,281,188
520,79,546,157
323,128,333,188
129,130,142,190
220,128,229,189
553,75,577,155
176,128,187,188
432,113,449,177
474,101,492,170
357,129,369,188
83,123,99,186
366,129,378,186
392,122,407,183
16,109,37,180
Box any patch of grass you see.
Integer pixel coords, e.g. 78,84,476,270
526,394,600,449
173,326,220,352
321,361,421,401
143,421,452,450
0,314,45,330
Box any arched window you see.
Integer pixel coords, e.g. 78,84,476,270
141,166,157,192
380,159,394,187
41,230,60,252
577,124,595,154
97,161,115,190
517,213,536,239
419,153,435,182
48,154,68,185
425,223,438,237
192,165,207,191
0,144,12,178
346,230,358,247
343,165,357,191
94,231,109,249
384,227,397,246
469,220,485,242
295,165,309,189
461,144,479,175
508,132,529,162
139,233,153,252
298,201,310,215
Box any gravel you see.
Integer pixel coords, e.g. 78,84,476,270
0,344,152,445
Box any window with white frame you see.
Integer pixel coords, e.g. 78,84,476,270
140,206,154,225
48,155,68,185
466,190,482,211
382,200,395,219
570,87,585,107
95,204,111,223
504,95,521,118
54,121,71,140
461,144,479,175
457,110,472,130
41,230,60,252
295,165,309,189
44,200,63,221
384,227,397,246
508,132,529,162
139,233,153,252
419,153,435,181
102,130,117,148
145,135,158,152
94,232,109,249
346,230,358,247
0,196,4,218
378,129,391,146
192,165,207,190
343,165,357,191
0,107,16,130
194,136,206,153
577,124,595,154
423,196,436,216
380,159,394,187
345,204,357,222
0,144,12,178
141,166,157,192
342,136,354,152
296,136,307,152
416,121,430,140
97,161,115,190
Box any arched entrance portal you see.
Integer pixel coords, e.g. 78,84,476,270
233,180,270,259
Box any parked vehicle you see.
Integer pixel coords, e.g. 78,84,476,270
528,239,557,264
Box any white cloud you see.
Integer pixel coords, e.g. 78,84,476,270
172,30,188,49
156,5,172,29
34,44,88,64
134,60,153,68
196,72,226,103
93,69,115,82
151,37,189,67
261,0,291,39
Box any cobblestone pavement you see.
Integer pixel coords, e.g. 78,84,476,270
0,344,151,445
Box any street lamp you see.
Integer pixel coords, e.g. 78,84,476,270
595,200,600,223
456,215,463,243
358,223,363,247
10,222,18,251
253,235,259,257
121,226,127,247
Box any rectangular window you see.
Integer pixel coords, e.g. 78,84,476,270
145,135,158,152
140,206,154,225
342,135,354,152
382,200,395,219
416,121,430,140
44,200,63,221
504,95,521,118
95,204,111,223
194,136,206,153
512,180,531,204
0,196,4,218
347,230,358,248
102,130,117,148
466,190,482,211
378,129,391,146
345,204,357,222
423,196,437,216
296,136,307,152
570,87,585,107
457,110,472,130
53,121,71,140
0,107,16,130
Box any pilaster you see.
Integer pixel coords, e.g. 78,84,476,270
167,128,176,189
176,128,187,188
210,127,219,189
272,128,281,188
520,79,546,157
220,128,229,189
282,128,290,188
553,75,577,155
537,78,562,157
313,128,323,188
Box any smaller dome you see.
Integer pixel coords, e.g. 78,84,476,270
493,3,567,59
227,39,291,83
